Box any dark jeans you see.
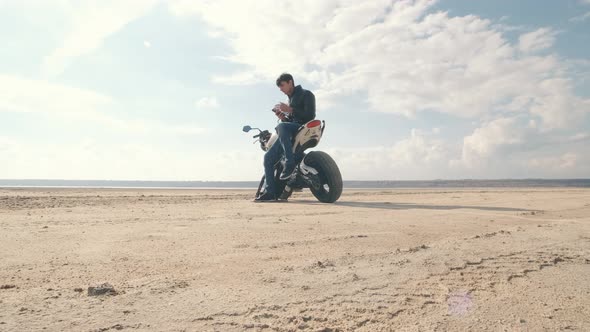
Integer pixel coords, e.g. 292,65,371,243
263,122,302,195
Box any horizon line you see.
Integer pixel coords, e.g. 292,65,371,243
1,178,589,182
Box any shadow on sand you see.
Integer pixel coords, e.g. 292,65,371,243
289,200,530,212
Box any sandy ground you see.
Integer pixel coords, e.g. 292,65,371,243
0,187,589,332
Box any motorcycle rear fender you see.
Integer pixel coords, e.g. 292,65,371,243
264,120,324,152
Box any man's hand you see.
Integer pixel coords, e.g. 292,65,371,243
273,103,292,121
275,102,292,114
274,109,288,121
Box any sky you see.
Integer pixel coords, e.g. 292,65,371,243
0,0,589,181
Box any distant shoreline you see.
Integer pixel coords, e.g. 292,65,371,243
0,186,258,190
1,179,589,189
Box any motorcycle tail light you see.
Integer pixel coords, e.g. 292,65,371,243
306,120,321,128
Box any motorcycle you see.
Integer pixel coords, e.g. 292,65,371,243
243,115,343,203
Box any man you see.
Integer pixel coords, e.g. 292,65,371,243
255,73,316,202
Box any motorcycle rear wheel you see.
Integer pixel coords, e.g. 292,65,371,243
305,151,343,203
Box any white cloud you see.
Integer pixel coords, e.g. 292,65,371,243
0,138,257,181
195,97,220,109
527,78,590,130
143,40,152,48
326,129,450,180
528,153,577,170
570,11,590,22
211,72,261,86
518,28,556,53
168,0,588,131
0,137,18,154
0,74,206,136
456,117,526,168
568,132,590,141
452,117,590,176
0,73,112,114
158,124,208,136
41,0,158,76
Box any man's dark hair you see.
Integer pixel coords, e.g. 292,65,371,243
276,73,294,87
